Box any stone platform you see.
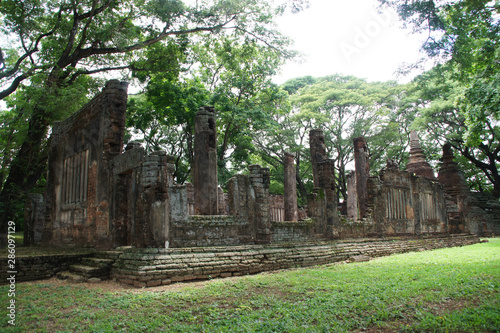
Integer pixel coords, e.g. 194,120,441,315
112,234,479,288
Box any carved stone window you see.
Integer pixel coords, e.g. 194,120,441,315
62,150,89,204
386,188,410,220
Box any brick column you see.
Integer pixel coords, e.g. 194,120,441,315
354,137,369,219
283,153,298,221
346,171,358,220
318,159,338,239
193,106,218,215
249,165,271,244
309,129,327,188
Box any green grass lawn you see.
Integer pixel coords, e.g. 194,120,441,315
1,239,499,332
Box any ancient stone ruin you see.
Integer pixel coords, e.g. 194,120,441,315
19,80,498,286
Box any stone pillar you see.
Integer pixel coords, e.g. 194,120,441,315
354,137,369,219
103,80,128,161
318,159,338,239
346,171,358,221
283,153,299,221
406,131,436,180
310,129,327,188
227,174,251,218
193,106,218,215
218,187,226,215
249,165,271,244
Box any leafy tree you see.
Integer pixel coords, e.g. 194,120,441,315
411,65,499,195
193,35,293,183
0,0,293,236
379,0,500,198
127,77,210,183
251,92,313,203
289,75,406,201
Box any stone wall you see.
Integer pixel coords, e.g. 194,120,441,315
465,193,500,236
368,166,448,236
170,216,252,247
437,143,500,236
338,217,376,239
43,80,128,249
112,234,479,288
0,253,89,283
271,219,315,243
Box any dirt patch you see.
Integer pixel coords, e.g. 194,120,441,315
20,274,263,294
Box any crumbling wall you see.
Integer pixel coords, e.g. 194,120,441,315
368,167,448,236
170,216,251,247
464,193,500,236
271,219,315,243
307,159,338,240
42,80,128,249
437,143,500,236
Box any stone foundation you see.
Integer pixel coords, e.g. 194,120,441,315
0,253,90,283
112,234,479,288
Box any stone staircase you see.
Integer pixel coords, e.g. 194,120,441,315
57,250,122,283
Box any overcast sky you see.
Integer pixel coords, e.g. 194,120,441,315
272,0,428,84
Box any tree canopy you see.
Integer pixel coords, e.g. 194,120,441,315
378,0,500,197
0,0,296,233
0,0,498,239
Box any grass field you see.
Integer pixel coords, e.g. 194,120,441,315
1,239,499,332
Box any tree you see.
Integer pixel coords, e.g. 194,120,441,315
411,65,499,196
251,91,313,203
379,0,500,198
126,77,210,183
0,0,293,238
192,35,293,183
289,75,405,201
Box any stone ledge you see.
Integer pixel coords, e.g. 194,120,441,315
0,253,90,284
113,234,479,288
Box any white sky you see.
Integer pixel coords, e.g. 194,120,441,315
272,0,428,84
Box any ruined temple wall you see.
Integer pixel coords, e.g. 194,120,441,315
367,168,448,236
129,152,173,248
412,176,448,234
337,217,376,239
437,143,500,236
43,80,128,249
271,220,315,243
464,193,500,236
169,216,252,247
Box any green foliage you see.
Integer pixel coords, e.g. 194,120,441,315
127,77,210,183
410,64,499,194
0,0,295,226
1,240,498,332
379,0,500,197
285,75,410,200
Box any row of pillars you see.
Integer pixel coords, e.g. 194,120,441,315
192,105,435,224
192,106,316,221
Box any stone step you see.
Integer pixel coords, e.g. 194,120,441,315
82,257,115,267
93,250,123,260
69,264,106,278
56,271,85,283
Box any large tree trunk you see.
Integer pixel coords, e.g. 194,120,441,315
0,106,49,246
